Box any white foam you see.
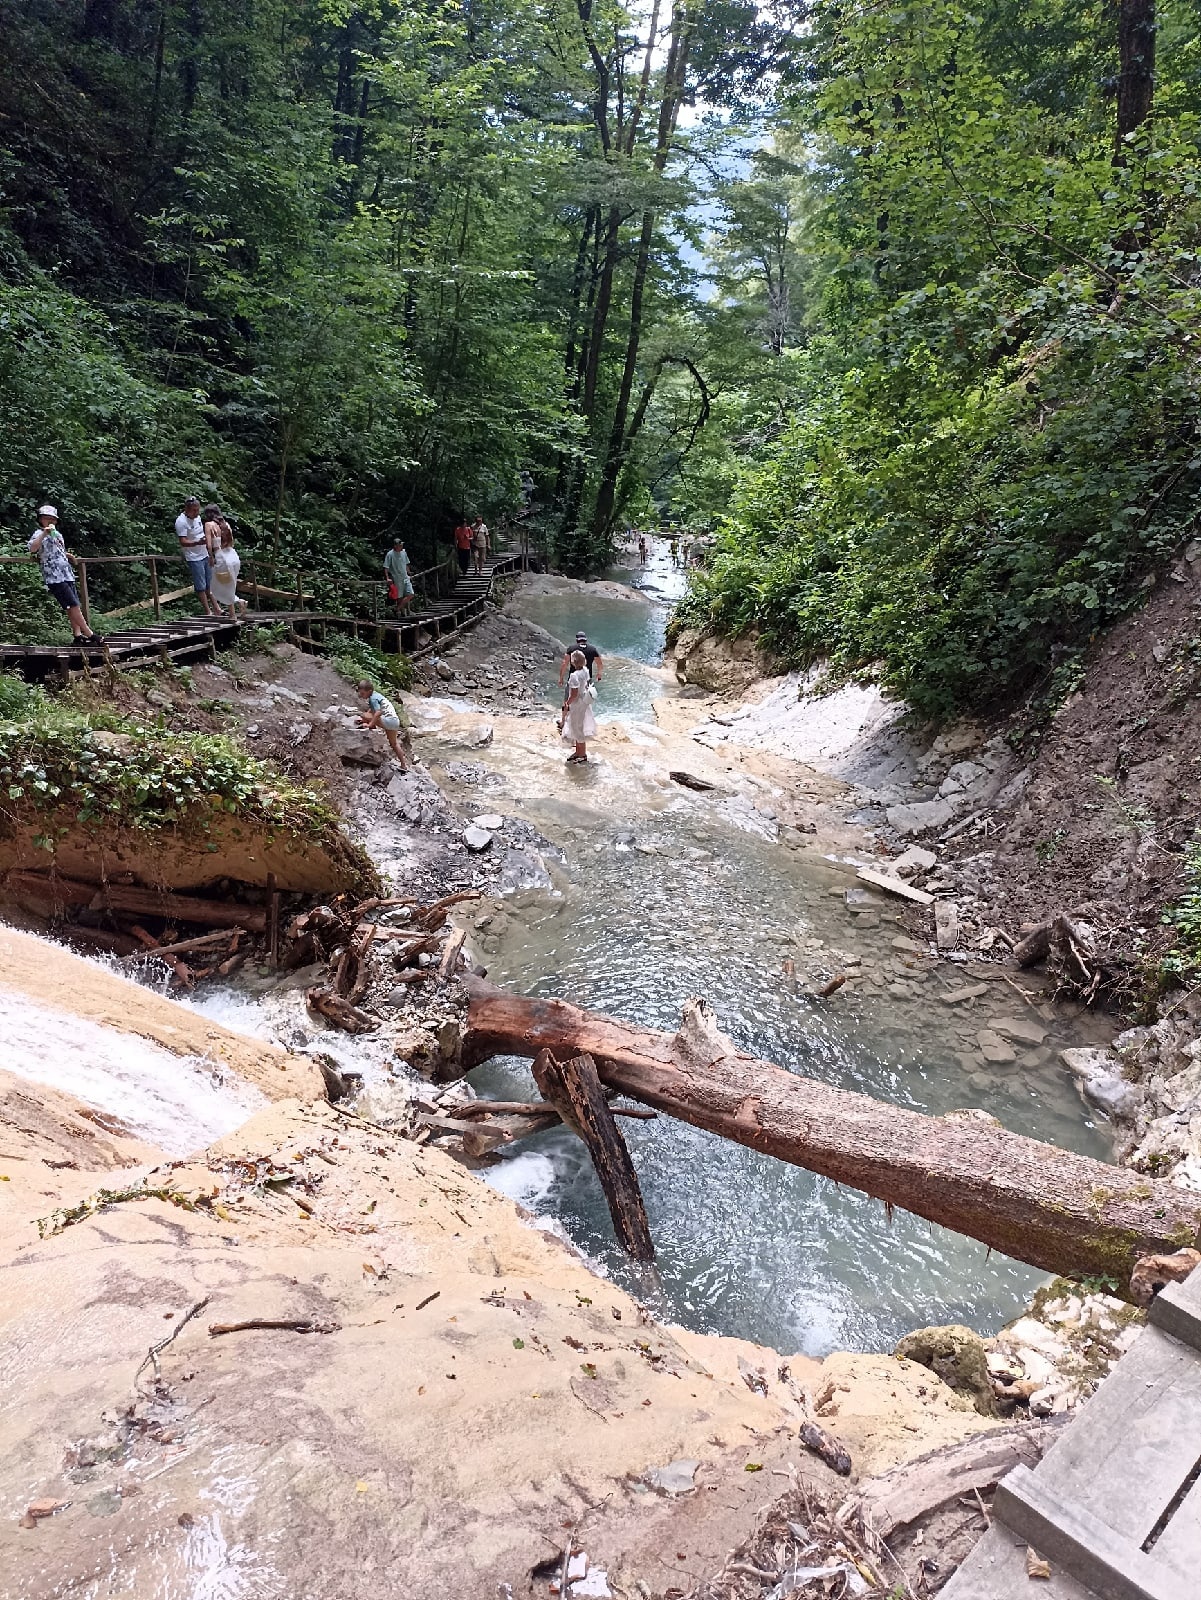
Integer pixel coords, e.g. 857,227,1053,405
0,986,267,1156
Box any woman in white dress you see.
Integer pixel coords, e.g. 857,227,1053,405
209,519,244,618
561,648,597,764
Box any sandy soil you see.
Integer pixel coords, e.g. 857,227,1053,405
0,1077,993,1600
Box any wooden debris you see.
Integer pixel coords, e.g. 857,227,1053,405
817,974,847,998
669,770,717,791
532,1049,654,1262
1013,922,1053,968
799,1420,852,1476
464,986,1201,1287
856,866,935,907
438,927,466,982
306,986,378,1034
208,1318,340,1337
119,927,240,962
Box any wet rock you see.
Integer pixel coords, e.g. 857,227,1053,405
894,1324,996,1416
934,901,959,951
464,827,493,852
391,1027,440,1077
988,1016,1047,1047
977,1030,1017,1064
885,798,957,837
1060,1046,1141,1121
498,847,554,894
434,658,455,681
941,982,990,1003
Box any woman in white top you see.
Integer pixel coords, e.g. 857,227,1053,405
207,514,244,618
560,648,597,764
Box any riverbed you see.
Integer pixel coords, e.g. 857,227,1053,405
422,543,1114,1355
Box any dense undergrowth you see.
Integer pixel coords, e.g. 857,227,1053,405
675,2,1201,722
0,673,345,847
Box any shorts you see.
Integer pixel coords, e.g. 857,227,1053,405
47,579,80,611
379,715,401,732
186,555,211,593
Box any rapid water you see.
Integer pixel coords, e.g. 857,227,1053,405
0,985,267,1155
449,539,1116,1355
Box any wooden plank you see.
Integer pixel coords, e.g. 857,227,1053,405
857,865,935,906
1033,1326,1201,1542
1148,1272,1201,1355
99,585,192,621
995,1465,1190,1600
945,1526,1098,1599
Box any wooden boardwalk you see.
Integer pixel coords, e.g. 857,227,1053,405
0,554,524,681
0,615,240,681
944,1267,1201,1598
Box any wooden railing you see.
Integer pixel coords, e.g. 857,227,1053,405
0,551,312,623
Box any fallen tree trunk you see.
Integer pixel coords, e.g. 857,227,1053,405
532,1049,655,1262
463,987,1201,1289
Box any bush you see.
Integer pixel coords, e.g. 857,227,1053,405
325,636,416,694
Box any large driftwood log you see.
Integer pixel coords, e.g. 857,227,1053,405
532,1049,655,1262
463,987,1201,1287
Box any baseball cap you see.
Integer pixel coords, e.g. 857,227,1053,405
37,505,58,518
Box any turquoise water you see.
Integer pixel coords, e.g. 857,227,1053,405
465,564,1114,1358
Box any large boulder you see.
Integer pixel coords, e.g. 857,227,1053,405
672,627,770,695
894,1324,997,1416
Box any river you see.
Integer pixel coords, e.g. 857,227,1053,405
423,541,1114,1356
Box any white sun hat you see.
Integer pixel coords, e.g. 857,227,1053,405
37,505,58,517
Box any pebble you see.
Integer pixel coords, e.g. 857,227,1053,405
988,1016,1048,1047
941,983,990,1004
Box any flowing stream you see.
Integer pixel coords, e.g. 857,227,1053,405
435,543,1116,1355
4,541,1115,1364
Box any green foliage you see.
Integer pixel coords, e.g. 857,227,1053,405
679,1,1201,719
0,672,44,720
1161,839,1201,981
0,714,340,840
0,561,74,645
326,637,415,695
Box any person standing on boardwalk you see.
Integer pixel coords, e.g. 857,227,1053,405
471,515,489,577
561,649,597,764
176,495,218,615
356,679,408,767
384,536,414,616
27,505,102,645
207,512,245,619
453,516,474,576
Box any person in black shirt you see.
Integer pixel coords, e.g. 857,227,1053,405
557,631,603,731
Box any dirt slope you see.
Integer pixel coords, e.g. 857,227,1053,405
950,547,1201,981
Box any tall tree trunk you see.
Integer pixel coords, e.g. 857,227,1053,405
464,988,1201,1292
1115,0,1156,155
588,7,690,543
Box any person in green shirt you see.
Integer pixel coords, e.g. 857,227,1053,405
384,537,414,616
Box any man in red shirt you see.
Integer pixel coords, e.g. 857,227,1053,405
453,517,474,576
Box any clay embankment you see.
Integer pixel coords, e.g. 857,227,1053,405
0,935,1001,1600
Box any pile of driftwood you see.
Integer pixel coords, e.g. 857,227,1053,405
5,867,277,986
295,890,481,1034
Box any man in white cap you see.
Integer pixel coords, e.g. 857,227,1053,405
175,494,218,615
27,505,102,646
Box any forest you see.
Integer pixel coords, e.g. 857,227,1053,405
2,1,1199,718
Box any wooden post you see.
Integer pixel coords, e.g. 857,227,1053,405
150,556,161,620
295,569,303,611
266,872,281,967
532,1048,655,1262
77,560,90,624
